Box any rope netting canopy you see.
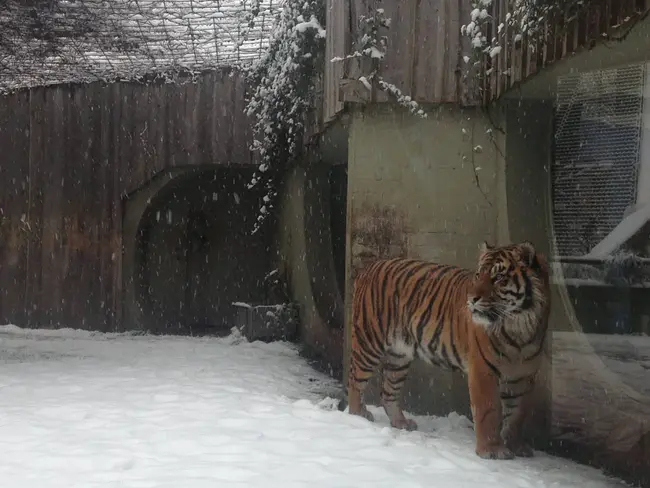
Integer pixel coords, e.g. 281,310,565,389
0,0,281,92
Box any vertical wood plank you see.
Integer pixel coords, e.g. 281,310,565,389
381,0,417,95
0,90,30,325
446,0,462,102
25,87,47,327
324,0,348,122
37,86,63,326
412,0,438,101
109,82,123,330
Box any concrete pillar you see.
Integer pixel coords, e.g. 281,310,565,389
344,105,506,416
275,163,345,376
121,169,187,332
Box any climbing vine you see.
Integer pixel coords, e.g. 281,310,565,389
245,1,605,231
245,0,438,233
461,0,596,75
458,0,609,205
244,0,326,235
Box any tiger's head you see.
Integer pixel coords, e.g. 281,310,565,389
467,241,548,330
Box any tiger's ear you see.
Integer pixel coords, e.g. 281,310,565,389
520,240,538,268
479,241,494,254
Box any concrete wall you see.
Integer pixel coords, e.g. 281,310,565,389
503,99,570,332
275,164,346,376
344,105,510,416
503,100,553,253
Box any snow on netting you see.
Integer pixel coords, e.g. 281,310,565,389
0,0,280,92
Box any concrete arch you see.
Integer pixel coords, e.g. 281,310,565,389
122,169,187,332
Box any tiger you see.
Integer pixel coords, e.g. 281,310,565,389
342,240,550,460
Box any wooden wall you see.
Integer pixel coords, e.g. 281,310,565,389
323,0,478,122
0,68,253,330
323,0,650,119
322,0,352,124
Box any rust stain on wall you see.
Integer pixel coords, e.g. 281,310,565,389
350,202,409,279
63,217,99,254
61,216,121,277
0,217,30,267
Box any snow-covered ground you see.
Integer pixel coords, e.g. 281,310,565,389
0,325,627,488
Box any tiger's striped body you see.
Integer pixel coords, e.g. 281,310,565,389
347,241,550,460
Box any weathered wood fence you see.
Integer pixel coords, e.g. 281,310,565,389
0,69,253,330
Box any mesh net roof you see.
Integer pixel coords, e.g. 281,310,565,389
0,0,280,92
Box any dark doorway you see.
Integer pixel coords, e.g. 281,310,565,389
135,168,273,335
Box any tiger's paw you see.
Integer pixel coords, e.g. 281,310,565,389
476,445,515,460
391,418,418,431
507,442,534,458
349,407,375,423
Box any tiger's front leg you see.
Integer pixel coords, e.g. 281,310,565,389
500,376,536,457
468,359,514,460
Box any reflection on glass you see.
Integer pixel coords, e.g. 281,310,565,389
548,62,650,485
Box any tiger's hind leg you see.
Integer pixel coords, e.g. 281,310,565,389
347,348,380,423
381,354,417,431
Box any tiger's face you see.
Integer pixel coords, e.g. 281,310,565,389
467,241,544,328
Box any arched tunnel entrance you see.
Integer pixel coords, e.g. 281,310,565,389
132,168,273,336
